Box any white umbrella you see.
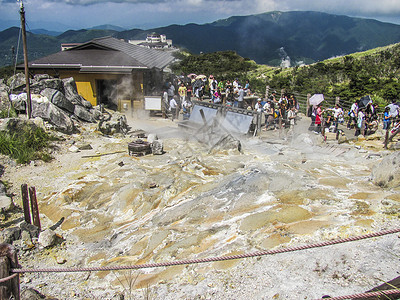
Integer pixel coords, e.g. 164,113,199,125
195,74,207,80
309,94,324,106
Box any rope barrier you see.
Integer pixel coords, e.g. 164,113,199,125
11,227,400,274
314,288,400,300
0,273,18,283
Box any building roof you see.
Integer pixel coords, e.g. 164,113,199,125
28,36,176,73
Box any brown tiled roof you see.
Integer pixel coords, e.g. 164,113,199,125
28,36,175,73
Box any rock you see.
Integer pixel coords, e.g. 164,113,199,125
40,88,75,113
56,256,67,264
9,93,27,111
357,135,366,142
74,104,95,122
30,78,64,94
365,131,383,141
69,145,80,153
38,229,59,248
371,152,400,188
0,82,11,112
209,134,242,154
63,77,86,106
33,74,52,81
31,94,75,134
0,227,21,244
98,112,128,135
20,230,35,250
151,139,164,155
0,118,39,137
0,181,7,195
20,222,40,239
76,143,92,150
0,195,14,212
7,73,26,91
21,288,46,300
91,106,103,120
147,133,158,144
32,117,46,130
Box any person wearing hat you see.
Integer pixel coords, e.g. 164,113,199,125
255,98,263,112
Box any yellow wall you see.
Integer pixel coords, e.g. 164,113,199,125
31,69,144,106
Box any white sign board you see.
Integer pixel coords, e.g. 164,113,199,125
145,96,162,110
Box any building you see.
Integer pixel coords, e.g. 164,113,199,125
23,36,175,110
129,33,173,49
61,43,82,51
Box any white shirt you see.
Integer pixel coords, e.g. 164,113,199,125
169,98,177,109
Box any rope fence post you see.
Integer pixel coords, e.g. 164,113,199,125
0,244,20,300
28,186,41,230
21,184,30,224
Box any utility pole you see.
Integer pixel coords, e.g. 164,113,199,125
20,1,32,119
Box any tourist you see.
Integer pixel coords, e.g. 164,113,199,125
213,90,221,104
383,107,391,130
254,98,263,112
169,96,178,121
287,106,297,131
329,103,344,132
263,100,275,130
182,98,192,120
315,104,322,132
178,82,187,103
347,100,358,129
355,108,365,136
237,85,245,109
167,82,175,101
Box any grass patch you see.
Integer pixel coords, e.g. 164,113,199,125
0,126,55,164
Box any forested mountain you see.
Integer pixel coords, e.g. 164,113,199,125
117,11,400,65
1,11,400,67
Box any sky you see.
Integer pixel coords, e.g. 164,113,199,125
1,0,400,32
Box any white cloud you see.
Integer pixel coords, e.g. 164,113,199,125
1,0,399,30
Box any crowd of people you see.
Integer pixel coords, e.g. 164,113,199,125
162,75,258,119
162,74,400,139
308,98,400,136
162,74,301,130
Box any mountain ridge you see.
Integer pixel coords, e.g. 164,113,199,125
1,11,400,67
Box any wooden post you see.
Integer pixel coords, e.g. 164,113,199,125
21,184,31,224
28,186,41,230
0,244,20,300
265,85,270,99
335,96,340,106
20,2,32,119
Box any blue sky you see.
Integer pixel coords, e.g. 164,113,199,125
1,0,399,31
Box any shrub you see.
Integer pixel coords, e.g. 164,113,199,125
0,126,54,164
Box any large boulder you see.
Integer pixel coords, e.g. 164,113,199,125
30,78,64,94
0,81,11,112
9,93,27,111
31,94,75,134
74,105,95,122
40,88,75,113
63,77,92,109
7,73,26,91
0,195,14,212
98,112,128,135
371,152,400,188
0,117,39,135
